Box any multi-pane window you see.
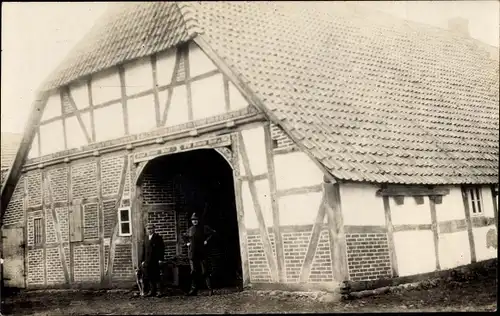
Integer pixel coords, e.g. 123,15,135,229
118,207,132,236
467,187,483,215
34,218,43,244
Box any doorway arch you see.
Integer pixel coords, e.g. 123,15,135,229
133,148,243,290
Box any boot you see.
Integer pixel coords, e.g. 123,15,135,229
205,277,213,296
187,287,198,296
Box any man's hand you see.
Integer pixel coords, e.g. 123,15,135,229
204,240,208,246
186,242,191,247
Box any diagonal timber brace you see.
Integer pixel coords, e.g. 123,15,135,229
1,91,50,226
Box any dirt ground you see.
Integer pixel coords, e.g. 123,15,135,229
1,270,497,315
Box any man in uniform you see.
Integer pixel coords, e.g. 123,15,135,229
184,213,216,296
141,223,165,297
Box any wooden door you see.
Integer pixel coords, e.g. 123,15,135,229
2,227,25,288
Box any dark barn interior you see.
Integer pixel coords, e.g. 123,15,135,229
139,148,242,290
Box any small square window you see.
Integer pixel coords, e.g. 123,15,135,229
118,207,132,236
467,187,483,216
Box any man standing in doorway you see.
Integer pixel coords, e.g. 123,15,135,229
141,223,165,297
184,213,216,296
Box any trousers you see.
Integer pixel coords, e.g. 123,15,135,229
189,259,212,291
144,263,161,294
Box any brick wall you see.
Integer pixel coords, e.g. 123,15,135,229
346,233,392,282
308,230,334,283
47,167,69,202
27,170,42,207
176,52,186,82
27,249,45,285
45,208,57,244
101,156,125,197
83,203,99,240
283,230,310,283
46,247,65,284
56,207,70,243
4,174,25,226
270,123,294,149
73,245,101,282
71,161,98,199
247,233,272,282
148,209,178,259
113,244,134,280
142,173,178,205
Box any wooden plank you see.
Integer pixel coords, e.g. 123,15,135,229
491,186,498,231
96,157,105,284
118,66,129,135
151,54,161,128
344,225,387,234
44,173,70,284
231,134,250,287
36,128,42,157
393,224,432,232
438,219,468,234
470,216,496,228
377,186,450,197
60,91,68,150
461,188,477,263
193,35,336,184
223,76,230,112
131,158,143,269
429,196,441,271
42,171,47,287
298,196,326,283
69,202,83,242
66,88,92,143
276,184,323,198
264,124,285,282
184,46,194,121
87,80,96,142
383,195,399,277
237,132,279,282
160,49,182,126
105,156,129,283
239,174,267,182
68,164,75,283
324,183,348,282
1,91,50,225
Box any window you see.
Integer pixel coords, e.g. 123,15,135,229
34,218,43,244
118,207,132,236
467,187,483,215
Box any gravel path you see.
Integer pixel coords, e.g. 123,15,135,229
1,271,496,315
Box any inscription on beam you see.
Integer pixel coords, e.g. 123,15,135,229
133,134,231,163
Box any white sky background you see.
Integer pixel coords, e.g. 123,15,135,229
1,1,499,134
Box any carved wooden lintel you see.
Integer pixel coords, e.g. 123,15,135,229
376,186,450,197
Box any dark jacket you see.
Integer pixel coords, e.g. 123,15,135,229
185,225,216,260
142,233,165,266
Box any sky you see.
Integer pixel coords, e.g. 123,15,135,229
1,1,499,134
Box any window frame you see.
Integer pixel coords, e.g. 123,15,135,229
118,207,132,237
34,217,43,245
466,186,484,216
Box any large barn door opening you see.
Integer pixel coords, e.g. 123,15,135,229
138,149,242,290
1,227,25,288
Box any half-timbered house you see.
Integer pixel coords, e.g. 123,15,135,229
1,2,498,292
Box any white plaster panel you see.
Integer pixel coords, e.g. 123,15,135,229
241,126,268,176
127,94,156,135
241,179,273,229
435,187,466,222
191,73,226,120
69,82,90,110
80,112,91,136
40,120,65,156
480,186,495,218
28,133,39,159
279,192,323,226
91,69,121,105
41,92,62,121
165,85,189,126
65,116,88,149
390,196,431,225
473,226,497,262
438,231,471,270
274,151,324,191
229,81,249,111
188,41,217,78
156,48,177,87
242,181,258,229
340,183,386,226
94,103,125,142
124,57,153,96
394,230,436,277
